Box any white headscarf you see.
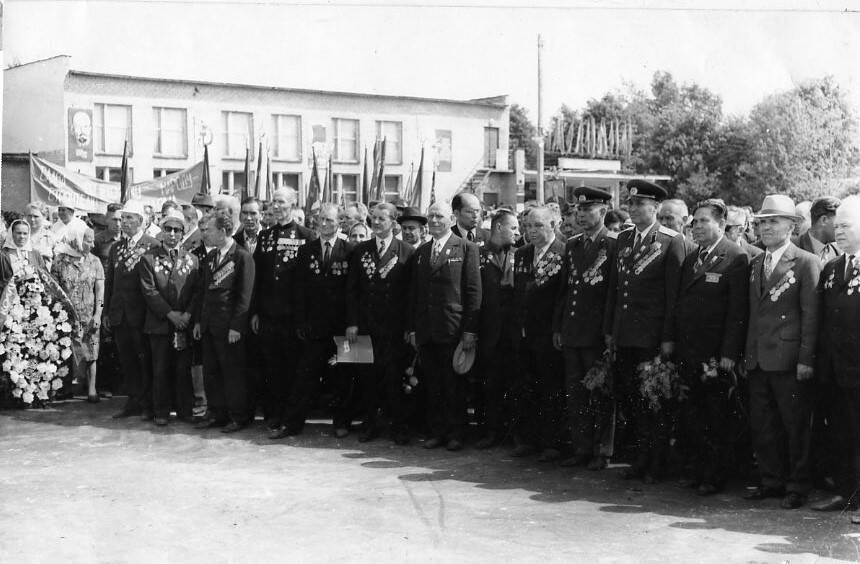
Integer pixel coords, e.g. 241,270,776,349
4,219,32,252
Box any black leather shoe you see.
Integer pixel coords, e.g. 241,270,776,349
358,429,378,443
424,438,443,449
111,410,139,419
140,411,155,422
334,428,349,439
221,421,246,434
269,425,300,439
393,433,411,446
195,419,226,430
811,495,853,512
743,486,785,500
587,455,608,471
780,492,806,509
446,439,463,451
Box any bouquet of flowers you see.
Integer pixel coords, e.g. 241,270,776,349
636,356,687,412
0,264,76,407
582,350,612,396
700,357,719,382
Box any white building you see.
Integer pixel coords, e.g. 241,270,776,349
3,55,510,212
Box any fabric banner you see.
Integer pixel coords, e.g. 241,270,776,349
30,156,204,213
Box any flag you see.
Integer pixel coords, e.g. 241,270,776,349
242,146,251,199
429,166,437,206
369,140,380,203
254,141,264,198
403,161,414,202
119,140,130,203
201,145,212,195
322,154,332,204
409,147,425,208
374,138,387,202
305,148,321,219
361,147,371,204
266,153,272,200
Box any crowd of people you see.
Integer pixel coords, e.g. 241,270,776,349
2,182,860,522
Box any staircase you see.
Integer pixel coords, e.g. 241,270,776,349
457,158,492,196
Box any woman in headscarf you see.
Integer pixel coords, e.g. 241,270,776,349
23,202,55,266
51,227,105,402
1,219,46,277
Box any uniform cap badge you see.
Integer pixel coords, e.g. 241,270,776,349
629,187,638,196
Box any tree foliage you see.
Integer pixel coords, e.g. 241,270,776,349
508,103,538,169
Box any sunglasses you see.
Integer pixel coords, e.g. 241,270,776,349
162,225,184,234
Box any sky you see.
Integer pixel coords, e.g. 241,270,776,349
4,0,860,125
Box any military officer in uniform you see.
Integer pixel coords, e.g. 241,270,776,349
673,199,749,495
252,188,317,429
604,180,685,482
512,206,567,461
474,209,520,449
193,210,256,433
139,209,200,426
408,201,481,451
553,187,617,471
346,203,414,444
744,194,820,509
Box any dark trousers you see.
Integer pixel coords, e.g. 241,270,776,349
283,338,336,431
811,380,839,485
614,346,671,475
564,346,615,457
202,330,249,425
149,334,193,419
477,332,518,438
113,321,152,414
258,316,299,424
96,328,120,393
676,360,732,486
356,334,408,433
832,387,860,501
748,368,812,494
514,335,565,449
420,341,467,441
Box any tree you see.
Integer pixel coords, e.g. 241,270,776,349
509,103,538,169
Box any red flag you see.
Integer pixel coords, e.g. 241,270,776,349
242,146,251,199
254,141,264,198
429,167,436,206
403,161,414,203
369,140,380,203
374,138,387,202
361,147,371,204
119,140,130,203
409,147,425,208
322,154,333,204
305,148,321,219
201,145,212,195
266,153,272,201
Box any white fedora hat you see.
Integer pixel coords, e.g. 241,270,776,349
753,194,800,220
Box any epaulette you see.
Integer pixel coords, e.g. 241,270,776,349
658,225,680,238
605,230,618,240
571,233,584,240
619,226,636,234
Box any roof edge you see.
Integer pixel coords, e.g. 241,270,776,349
6,54,71,71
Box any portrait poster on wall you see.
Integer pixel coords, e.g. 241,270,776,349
67,108,93,162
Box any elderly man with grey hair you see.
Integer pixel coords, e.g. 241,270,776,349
251,187,318,436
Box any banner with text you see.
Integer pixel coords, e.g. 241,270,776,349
30,156,204,213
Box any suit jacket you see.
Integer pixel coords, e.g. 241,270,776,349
745,242,820,371
817,255,860,387
795,231,842,266
409,234,481,345
452,224,491,247
181,228,203,253
674,237,749,365
477,242,517,354
139,245,200,335
294,238,353,339
252,221,317,319
604,223,686,349
514,238,567,339
104,233,160,327
193,242,255,337
554,227,617,348
346,237,413,339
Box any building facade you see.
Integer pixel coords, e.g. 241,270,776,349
3,55,510,212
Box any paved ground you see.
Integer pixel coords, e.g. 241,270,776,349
1,400,859,563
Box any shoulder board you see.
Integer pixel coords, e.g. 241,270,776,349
619,226,635,235
658,225,680,238
571,233,584,240
605,231,618,240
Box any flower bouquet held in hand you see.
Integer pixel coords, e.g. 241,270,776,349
582,349,612,396
0,263,77,407
636,356,687,413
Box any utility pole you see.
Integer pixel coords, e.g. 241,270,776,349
536,34,545,204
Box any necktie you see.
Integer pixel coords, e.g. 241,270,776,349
467,230,475,242
583,237,591,252
634,232,642,251
323,241,332,268
847,254,856,278
501,249,514,287
695,248,708,271
764,252,774,280
378,240,386,257
533,246,543,267
432,241,441,263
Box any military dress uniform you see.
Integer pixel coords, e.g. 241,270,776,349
554,224,617,467
252,220,317,424
604,218,685,478
674,236,749,491
104,231,160,416
513,236,567,456
282,237,354,435
346,236,414,442
139,243,200,422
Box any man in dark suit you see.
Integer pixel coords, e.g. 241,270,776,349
744,194,821,509
408,201,481,451
673,199,749,495
92,202,124,396
474,209,520,449
274,203,353,437
346,203,414,444
604,180,686,482
796,196,842,266
192,210,256,433
511,206,567,461
812,196,860,520
234,196,263,255
103,200,160,419
553,187,617,471
252,188,317,428
139,209,200,426
451,192,491,246
93,203,124,272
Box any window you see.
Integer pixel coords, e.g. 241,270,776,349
153,107,187,157
333,118,359,163
222,111,253,158
376,121,402,165
273,172,301,191
383,175,401,203
153,168,182,178
96,166,133,183
272,115,301,161
337,174,359,203
94,104,132,155
221,171,249,195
